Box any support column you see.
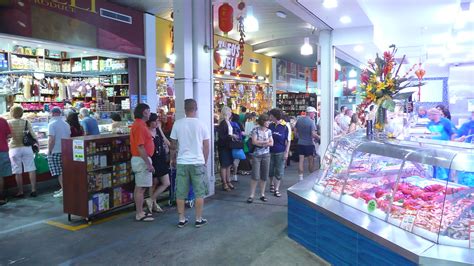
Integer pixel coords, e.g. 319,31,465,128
144,13,158,112
174,0,215,196
174,0,194,120
319,30,334,161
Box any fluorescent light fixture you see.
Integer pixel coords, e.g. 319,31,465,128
340,16,351,24
36,44,42,47
276,11,287,18
244,6,259,32
323,0,337,8
83,51,88,54
348,69,357,78
300,37,313,56
167,53,176,64
354,45,364,52
12,40,17,44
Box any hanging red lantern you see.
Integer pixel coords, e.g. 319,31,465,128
311,68,317,82
218,3,234,36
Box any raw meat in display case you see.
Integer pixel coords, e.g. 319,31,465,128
314,131,474,249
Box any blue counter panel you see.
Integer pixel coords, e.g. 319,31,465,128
288,196,417,266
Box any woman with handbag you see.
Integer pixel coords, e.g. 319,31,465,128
7,105,38,197
217,106,239,191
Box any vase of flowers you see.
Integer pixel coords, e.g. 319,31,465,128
359,45,424,134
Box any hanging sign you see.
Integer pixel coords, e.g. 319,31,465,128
400,209,418,232
214,39,243,71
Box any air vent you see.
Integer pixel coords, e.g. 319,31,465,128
100,8,132,24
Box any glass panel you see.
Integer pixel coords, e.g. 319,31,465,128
438,170,474,248
339,152,404,221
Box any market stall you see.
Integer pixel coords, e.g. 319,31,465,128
288,131,474,265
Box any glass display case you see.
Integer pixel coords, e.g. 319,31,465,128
314,131,474,249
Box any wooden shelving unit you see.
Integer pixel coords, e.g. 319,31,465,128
276,92,317,117
62,134,134,221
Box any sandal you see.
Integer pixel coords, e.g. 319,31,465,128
274,190,281,197
136,215,154,222
228,183,235,190
153,201,164,213
222,183,231,191
269,185,275,194
247,197,253,203
145,198,154,213
259,196,268,202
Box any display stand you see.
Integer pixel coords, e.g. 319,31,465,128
62,134,134,222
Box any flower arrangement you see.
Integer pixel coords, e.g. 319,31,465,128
359,45,424,130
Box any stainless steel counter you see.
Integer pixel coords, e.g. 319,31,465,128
288,173,474,266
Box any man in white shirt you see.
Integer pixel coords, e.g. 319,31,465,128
47,107,71,198
170,99,210,228
339,109,353,133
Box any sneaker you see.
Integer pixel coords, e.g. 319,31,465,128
177,219,189,228
53,191,63,198
195,218,208,228
53,189,62,195
299,176,304,181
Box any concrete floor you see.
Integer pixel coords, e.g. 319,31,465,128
0,164,328,266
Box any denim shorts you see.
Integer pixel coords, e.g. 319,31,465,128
176,164,208,199
0,152,12,178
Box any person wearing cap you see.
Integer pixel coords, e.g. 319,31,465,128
426,108,455,141
294,106,319,181
47,107,71,198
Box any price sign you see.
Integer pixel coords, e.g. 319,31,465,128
73,139,85,162
469,221,474,249
400,210,418,232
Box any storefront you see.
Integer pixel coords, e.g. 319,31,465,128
0,0,144,189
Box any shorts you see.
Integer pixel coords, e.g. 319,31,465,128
176,164,208,199
297,145,315,157
269,152,285,180
218,147,233,168
48,153,63,176
152,155,169,178
0,152,12,178
131,156,153,188
251,153,270,181
9,146,36,174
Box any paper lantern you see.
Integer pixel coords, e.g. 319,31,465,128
218,3,234,35
311,68,317,82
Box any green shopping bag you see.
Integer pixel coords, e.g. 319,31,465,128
35,153,50,174
243,137,249,153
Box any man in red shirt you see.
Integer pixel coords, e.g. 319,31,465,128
130,103,155,221
0,117,12,205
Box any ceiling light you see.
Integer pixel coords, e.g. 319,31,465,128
354,45,364,52
83,51,88,54
36,44,42,47
339,16,351,24
300,37,313,56
276,11,287,18
323,0,337,8
12,40,17,44
167,53,176,64
244,6,259,32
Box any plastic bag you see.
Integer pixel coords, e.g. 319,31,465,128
35,153,50,174
232,149,246,160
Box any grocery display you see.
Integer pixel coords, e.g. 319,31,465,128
276,92,317,117
314,131,474,249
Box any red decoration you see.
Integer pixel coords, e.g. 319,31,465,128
415,64,426,101
311,68,317,82
335,69,339,81
218,3,234,35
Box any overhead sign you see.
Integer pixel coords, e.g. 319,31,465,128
214,39,243,71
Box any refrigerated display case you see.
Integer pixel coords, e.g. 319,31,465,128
288,131,474,265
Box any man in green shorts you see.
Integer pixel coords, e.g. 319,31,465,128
170,99,210,228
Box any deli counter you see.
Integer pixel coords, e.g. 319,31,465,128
288,131,474,265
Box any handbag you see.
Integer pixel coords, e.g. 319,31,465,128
228,139,244,149
23,120,36,147
34,153,50,174
232,149,246,160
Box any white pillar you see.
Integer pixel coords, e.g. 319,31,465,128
174,0,194,120
174,0,215,196
319,30,334,161
272,57,277,108
144,14,158,112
